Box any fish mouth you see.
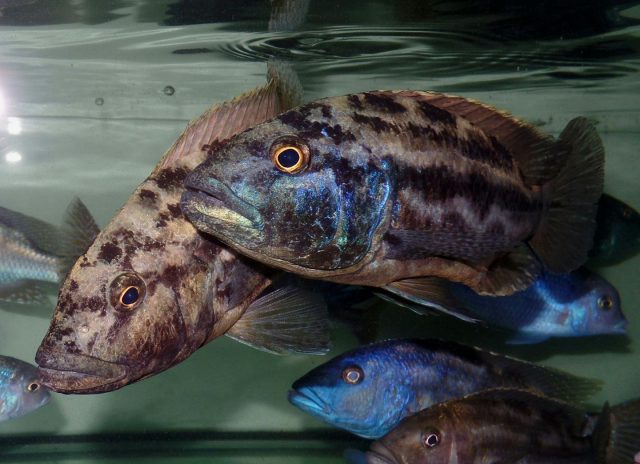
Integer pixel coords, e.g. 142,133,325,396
366,442,399,464
36,349,128,394
182,176,263,232
287,388,331,416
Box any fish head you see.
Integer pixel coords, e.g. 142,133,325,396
368,406,460,464
576,269,627,336
288,342,413,438
592,194,640,264
36,181,214,394
0,357,50,420
182,98,393,273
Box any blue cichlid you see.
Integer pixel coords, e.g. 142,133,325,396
0,199,98,305
0,355,50,421
590,193,640,266
182,91,605,298
386,267,627,344
288,339,601,439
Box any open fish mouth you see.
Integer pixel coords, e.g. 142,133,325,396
182,177,263,231
36,350,128,394
366,443,399,464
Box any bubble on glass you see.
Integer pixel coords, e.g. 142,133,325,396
163,85,175,96
95,97,104,106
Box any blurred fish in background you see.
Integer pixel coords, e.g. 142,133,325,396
0,198,99,305
0,355,50,421
380,267,627,344
590,193,640,266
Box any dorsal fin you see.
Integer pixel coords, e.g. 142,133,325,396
396,90,570,185
157,62,303,172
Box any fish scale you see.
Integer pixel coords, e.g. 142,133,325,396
0,225,59,284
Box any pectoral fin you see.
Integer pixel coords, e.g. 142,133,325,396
473,245,542,296
226,286,330,355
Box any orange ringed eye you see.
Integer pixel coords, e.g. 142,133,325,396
27,382,40,392
272,145,307,173
342,366,364,384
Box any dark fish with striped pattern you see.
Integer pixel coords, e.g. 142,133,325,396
36,67,330,395
181,90,605,298
365,389,640,464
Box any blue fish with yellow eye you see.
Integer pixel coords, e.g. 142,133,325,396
0,355,50,422
288,338,602,439
388,267,627,344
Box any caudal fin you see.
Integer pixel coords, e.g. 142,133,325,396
593,397,640,464
530,117,604,273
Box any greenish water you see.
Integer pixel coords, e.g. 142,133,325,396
0,0,639,462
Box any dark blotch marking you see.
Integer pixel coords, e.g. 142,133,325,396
352,112,399,134
155,167,188,190
69,280,79,292
416,100,455,125
138,189,157,204
158,264,187,291
98,242,122,264
277,103,355,145
347,94,364,110
167,203,182,219
364,92,407,114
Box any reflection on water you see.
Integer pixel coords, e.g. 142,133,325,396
0,0,638,462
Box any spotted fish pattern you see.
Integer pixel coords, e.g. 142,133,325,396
36,73,330,394
182,90,604,297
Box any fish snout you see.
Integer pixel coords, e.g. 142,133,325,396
366,442,400,464
35,348,127,394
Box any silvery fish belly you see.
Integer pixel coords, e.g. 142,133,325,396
182,90,605,296
0,223,58,286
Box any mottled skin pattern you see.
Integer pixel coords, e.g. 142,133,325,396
288,339,599,439
182,91,546,294
35,83,287,394
367,390,595,464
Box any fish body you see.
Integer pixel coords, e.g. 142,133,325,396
288,339,601,438
182,90,604,297
0,355,50,421
365,389,640,464
590,193,640,266
404,268,627,343
36,71,329,395
0,200,97,305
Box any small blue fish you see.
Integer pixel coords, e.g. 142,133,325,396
0,198,98,305
385,267,627,344
0,355,50,421
289,339,601,439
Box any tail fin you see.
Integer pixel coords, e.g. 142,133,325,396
593,397,640,464
530,117,604,273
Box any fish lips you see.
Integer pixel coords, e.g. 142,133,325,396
181,176,264,240
287,388,331,416
36,349,129,394
366,442,400,464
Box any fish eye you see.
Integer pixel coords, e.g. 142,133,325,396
342,366,364,385
598,295,613,311
109,273,146,312
422,430,440,449
271,138,310,174
27,382,40,392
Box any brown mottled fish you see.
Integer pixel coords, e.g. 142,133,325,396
181,91,604,300
364,389,640,464
35,65,330,394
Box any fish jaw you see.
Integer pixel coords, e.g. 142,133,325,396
35,349,128,394
288,388,332,419
366,442,401,464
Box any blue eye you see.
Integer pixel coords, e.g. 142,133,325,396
271,141,309,174
110,273,146,311
278,148,300,168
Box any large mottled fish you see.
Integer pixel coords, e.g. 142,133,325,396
0,355,50,422
181,90,605,298
0,199,98,305
288,339,601,439
35,67,330,394
383,267,627,344
590,193,640,266
364,389,640,464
